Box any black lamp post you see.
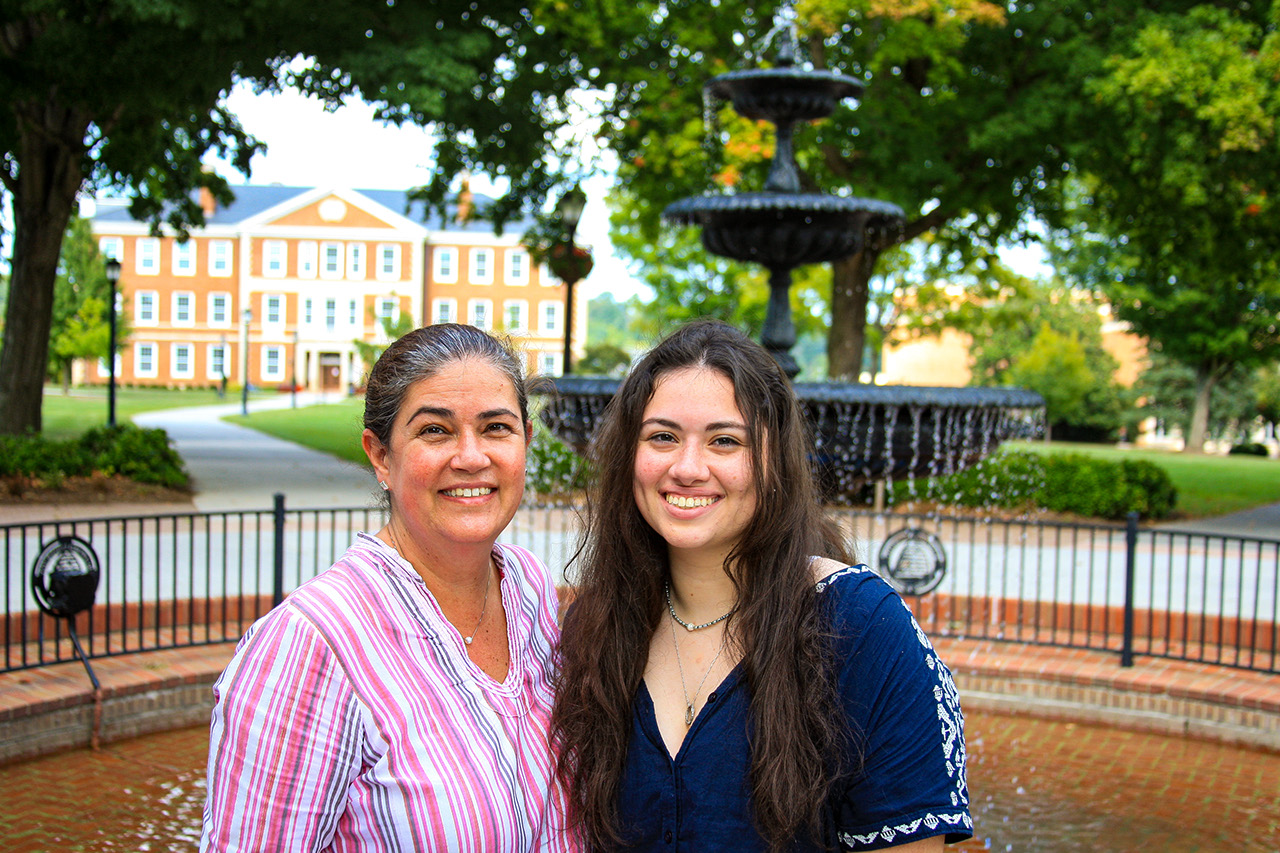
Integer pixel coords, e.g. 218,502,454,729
104,258,121,427
551,186,590,375
241,307,252,416
291,329,299,408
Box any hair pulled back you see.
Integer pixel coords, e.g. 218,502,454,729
552,319,850,851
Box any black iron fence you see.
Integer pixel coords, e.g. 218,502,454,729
3,498,1276,677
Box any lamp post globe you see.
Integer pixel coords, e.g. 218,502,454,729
104,258,122,428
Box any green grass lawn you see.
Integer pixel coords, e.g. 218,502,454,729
1005,440,1280,519
39,385,269,441
223,398,370,467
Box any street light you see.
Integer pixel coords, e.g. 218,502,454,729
291,329,299,409
104,258,121,428
549,185,591,375
241,307,252,416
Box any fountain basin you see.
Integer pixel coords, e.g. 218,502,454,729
538,376,1044,493
707,68,862,122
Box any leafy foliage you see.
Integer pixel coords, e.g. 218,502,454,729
0,424,188,488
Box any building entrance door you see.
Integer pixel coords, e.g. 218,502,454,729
319,353,342,391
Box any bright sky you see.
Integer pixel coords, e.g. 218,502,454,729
205,83,646,301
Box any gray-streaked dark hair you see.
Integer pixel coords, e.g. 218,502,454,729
362,323,530,449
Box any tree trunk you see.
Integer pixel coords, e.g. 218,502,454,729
1183,365,1219,454
0,103,91,435
827,248,881,381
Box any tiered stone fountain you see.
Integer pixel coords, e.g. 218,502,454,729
541,26,1042,497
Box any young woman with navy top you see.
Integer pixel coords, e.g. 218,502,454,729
552,320,972,851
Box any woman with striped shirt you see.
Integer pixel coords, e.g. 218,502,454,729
202,324,573,852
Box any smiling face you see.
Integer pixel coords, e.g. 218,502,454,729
363,357,531,562
632,366,759,572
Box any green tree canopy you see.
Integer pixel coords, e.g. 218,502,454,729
48,215,124,392
1053,4,1280,451
0,0,586,434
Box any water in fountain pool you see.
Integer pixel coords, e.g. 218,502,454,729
2,711,1276,851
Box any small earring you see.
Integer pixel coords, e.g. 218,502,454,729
379,481,389,491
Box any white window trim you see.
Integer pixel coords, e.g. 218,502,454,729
134,342,158,378
299,241,318,280
172,240,196,276
433,298,457,325
470,248,494,285
136,238,160,276
433,247,458,284
505,249,529,285
503,299,528,333
207,343,230,381
349,299,360,328
172,291,196,327
261,345,285,382
208,292,232,328
540,300,562,334
263,240,288,278
98,237,124,263
347,243,366,280
263,293,286,331
209,239,233,277
135,290,159,327
320,241,344,280
538,351,563,376
96,354,122,378
468,298,493,330
324,298,337,332
376,243,402,281
171,343,194,379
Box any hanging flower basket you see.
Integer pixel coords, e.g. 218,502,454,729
548,241,594,283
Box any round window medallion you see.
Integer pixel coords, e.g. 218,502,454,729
318,198,347,222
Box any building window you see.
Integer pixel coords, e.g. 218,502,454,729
135,342,157,378
347,243,366,280
172,291,195,326
99,237,124,263
136,238,160,275
299,241,318,279
264,240,288,277
469,299,492,330
504,299,527,333
325,299,336,332
262,346,284,381
377,244,401,280
349,299,359,327
433,298,456,324
136,291,158,326
96,353,122,379
538,351,562,376
303,298,313,325
540,300,561,334
209,292,230,327
171,344,193,379
209,240,233,276
433,247,458,283
264,294,284,329
208,343,229,381
172,240,196,276
506,250,529,284
321,242,343,279
470,248,493,284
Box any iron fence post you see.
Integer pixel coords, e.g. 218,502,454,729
273,493,286,607
1122,511,1138,667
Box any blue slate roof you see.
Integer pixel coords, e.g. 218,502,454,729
92,185,533,234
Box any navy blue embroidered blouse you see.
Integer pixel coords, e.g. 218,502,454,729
616,565,972,850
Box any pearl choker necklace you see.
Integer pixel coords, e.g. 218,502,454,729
665,582,734,632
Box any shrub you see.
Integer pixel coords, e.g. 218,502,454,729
0,425,188,489
526,425,589,502
1228,442,1268,457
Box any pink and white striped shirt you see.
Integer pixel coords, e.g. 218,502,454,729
201,534,576,852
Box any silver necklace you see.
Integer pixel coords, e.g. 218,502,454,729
665,582,734,632
669,612,726,727
388,524,491,646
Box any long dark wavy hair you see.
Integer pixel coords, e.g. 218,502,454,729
551,319,852,851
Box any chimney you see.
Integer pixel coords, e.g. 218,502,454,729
199,186,217,217
456,174,473,224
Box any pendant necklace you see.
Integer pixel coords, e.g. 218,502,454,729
665,582,734,632
387,524,491,646
669,611,726,727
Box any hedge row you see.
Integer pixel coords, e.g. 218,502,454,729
0,424,189,489
889,450,1178,520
